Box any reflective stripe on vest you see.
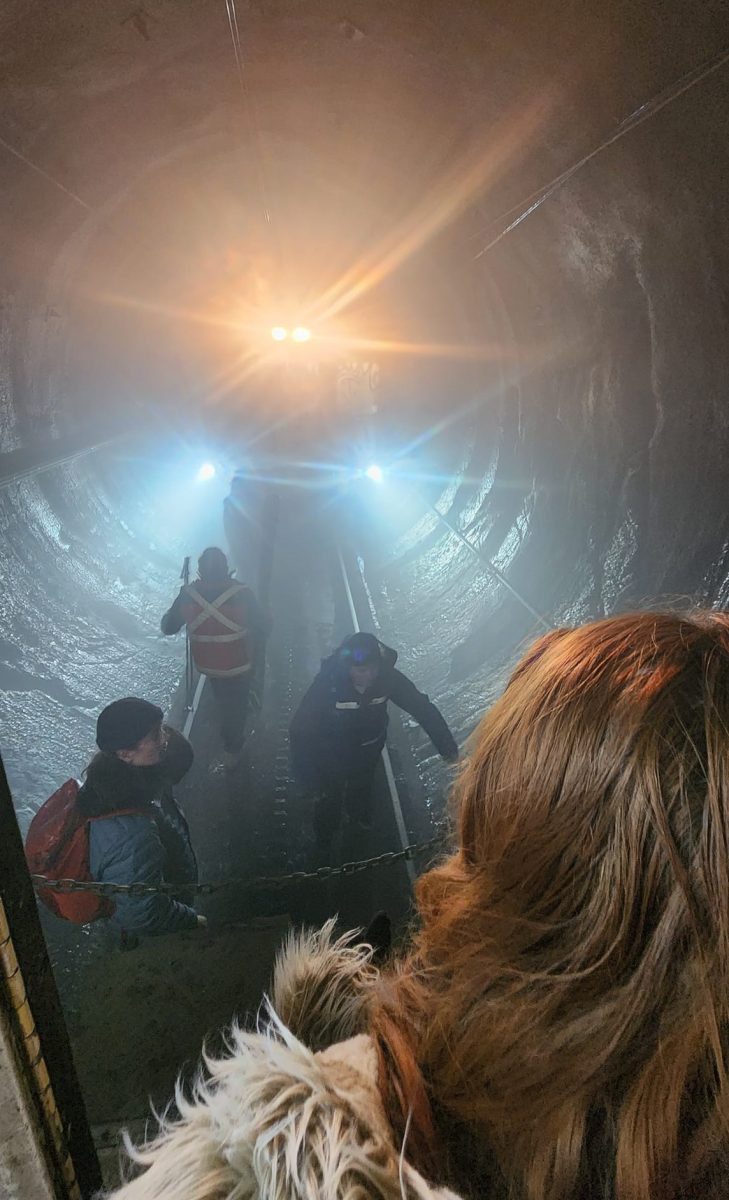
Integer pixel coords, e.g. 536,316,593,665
186,585,245,636
190,631,246,643
184,584,251,677
202,661,252,677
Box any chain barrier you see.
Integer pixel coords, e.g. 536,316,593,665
30,835,445,899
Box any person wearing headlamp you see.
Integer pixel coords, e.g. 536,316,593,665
290,632,458,857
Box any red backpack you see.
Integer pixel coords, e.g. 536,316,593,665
25,779,144,925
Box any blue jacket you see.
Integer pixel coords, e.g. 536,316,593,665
78,729,199,937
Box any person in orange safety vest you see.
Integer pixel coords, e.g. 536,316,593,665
161,547,267,766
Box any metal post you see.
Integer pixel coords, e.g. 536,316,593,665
180,556,193,710
0,752,101,1197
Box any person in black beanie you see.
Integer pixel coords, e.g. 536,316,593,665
290,633,458,857
78,697,206,940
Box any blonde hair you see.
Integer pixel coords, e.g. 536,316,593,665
374,611,729,1200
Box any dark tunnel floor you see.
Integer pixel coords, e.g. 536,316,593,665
48,488,445,1175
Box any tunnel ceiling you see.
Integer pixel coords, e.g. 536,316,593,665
3,0,727,434
2,0,729,806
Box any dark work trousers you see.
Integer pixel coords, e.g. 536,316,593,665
313,760,378,850
207,674,251,753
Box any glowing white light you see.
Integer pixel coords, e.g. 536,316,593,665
196,462,216,482
365,464,383,483
271,326,288,341
291,325,312,343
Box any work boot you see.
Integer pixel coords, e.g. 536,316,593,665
222,746,246,771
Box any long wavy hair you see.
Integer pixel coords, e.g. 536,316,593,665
373,611,729,1200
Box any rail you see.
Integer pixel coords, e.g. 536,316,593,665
336,547,417,885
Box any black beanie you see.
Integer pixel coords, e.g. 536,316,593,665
339,632,381,666
96,698,164,752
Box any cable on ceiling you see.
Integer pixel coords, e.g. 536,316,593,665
223,0,273,227
0,133,91,211
474,42,729,260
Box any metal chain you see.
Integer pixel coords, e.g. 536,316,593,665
30,835,444,899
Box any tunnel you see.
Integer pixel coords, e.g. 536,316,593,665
1,0,729,1193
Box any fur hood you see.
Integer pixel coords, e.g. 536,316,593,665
110,921,462,1200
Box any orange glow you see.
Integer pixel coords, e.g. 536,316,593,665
308,95,552,326
91,91,555,416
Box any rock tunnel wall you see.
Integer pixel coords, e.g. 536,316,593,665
1,0,729,826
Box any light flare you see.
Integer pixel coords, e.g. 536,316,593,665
308,95,552,326
94,95,553,396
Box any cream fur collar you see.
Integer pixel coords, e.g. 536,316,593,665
109,921,462,1200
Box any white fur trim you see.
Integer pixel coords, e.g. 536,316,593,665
108,1019,463,1199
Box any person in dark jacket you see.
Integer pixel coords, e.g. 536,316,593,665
78,697,205,940
161,547,267,767
290,632,458,853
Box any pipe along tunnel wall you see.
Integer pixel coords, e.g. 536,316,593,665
2,0,729,1183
